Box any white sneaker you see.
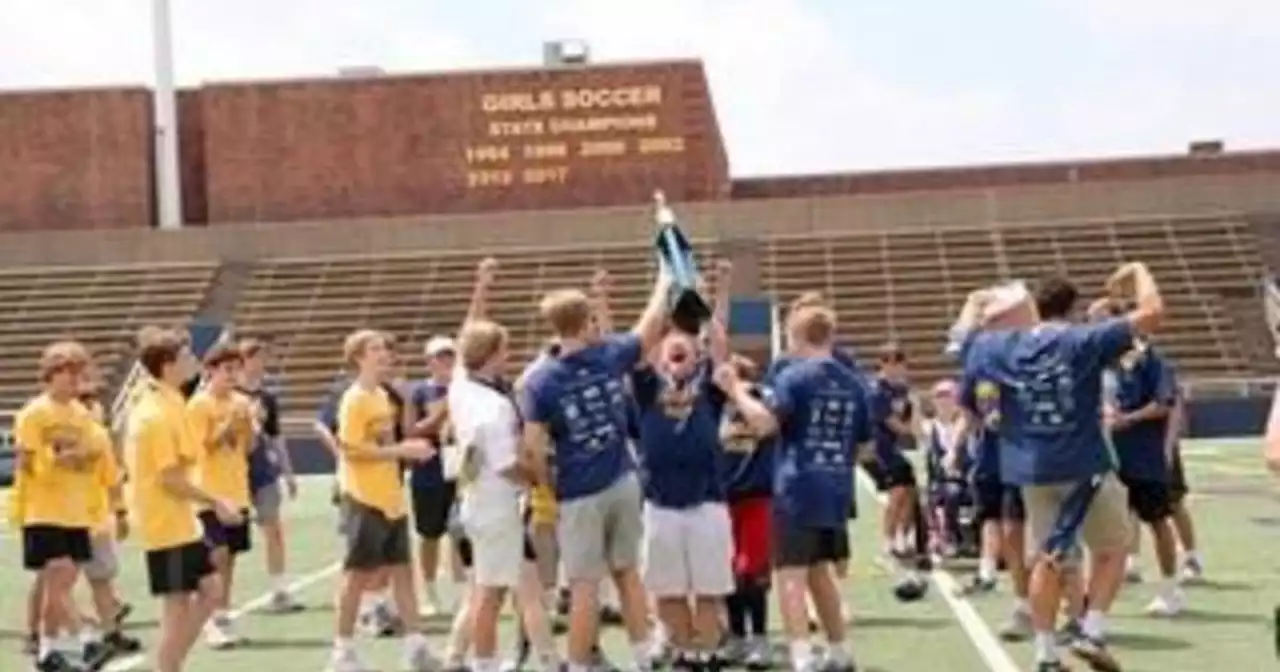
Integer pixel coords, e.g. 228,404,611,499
1179,557,1206,585
204,620,240,649
328,646,370,672
266,590,306,614
401,640,441,672
1144,590,1186,618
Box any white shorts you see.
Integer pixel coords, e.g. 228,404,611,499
642,501,734,598
463,508,525,589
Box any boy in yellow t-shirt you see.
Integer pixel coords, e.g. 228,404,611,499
15,341,115,671
186,343,256,650
328,329,439,672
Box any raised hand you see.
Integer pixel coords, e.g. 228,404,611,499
477,257,499,287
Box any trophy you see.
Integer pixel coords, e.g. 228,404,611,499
653,191,712,334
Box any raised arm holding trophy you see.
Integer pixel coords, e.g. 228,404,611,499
653,190,713,334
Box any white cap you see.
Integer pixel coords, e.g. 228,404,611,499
424,336,456,357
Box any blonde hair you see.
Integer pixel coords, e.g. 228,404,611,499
457,320,508,371
39,340,87,381
790,305,837,347
342,329,384,367
539,289,592,338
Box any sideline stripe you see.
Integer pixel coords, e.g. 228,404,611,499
103,561,342,671
856,468,1020,672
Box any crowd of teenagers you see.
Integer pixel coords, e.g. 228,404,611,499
8,253,1222,672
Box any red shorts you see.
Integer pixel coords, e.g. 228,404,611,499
729,496,772,579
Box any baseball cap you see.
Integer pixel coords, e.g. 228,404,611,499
424,336,456,357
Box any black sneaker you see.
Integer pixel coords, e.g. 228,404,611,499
36,651,85,672
1056,619,1084,646
959,576,997,597
82,640,117,671
893,575,929,602
1070,636,1121,672
377,615,405,638
104,631,143,654
1036,661,1067,672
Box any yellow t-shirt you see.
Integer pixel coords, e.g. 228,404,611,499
13,393,106,529
79,400,124,534
186,390,253,510
126,384,203,550
338,383,406,519
7,463,27,530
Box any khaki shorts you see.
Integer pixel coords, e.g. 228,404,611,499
642,502,734,598
557,472,643,582
1022,472,1131,559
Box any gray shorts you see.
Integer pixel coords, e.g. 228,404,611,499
82,532,119,582
557,472,643,582
253,482,283,525
342,497,412,571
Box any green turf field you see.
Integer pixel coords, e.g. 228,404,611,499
1,438,1276,671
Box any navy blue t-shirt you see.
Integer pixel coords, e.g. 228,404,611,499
871,377,914,468
408,379,448,490
960,318,1135,486
1111,348,1178,482
239,384,282,492
765,346,861,385
720,385,776,500
523,333,642,501
631,360,727,508
768,356,872,529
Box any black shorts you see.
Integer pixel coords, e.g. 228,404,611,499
22,525,93,571
772,524,850,568
198,510,252,555
1122,477,1173,523
974,480,1026,523
411,481,457,539
866,459,916,492
145,541,216,596
343,498,412,571
1168,453,1189,504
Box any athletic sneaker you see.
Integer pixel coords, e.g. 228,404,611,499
718,636,746,666
327,647,371,672
205,617,241,649
104,631,143,654
36,651,84,672
266,590,306,614
1035,661,1067,672
82,639,115,670
1124,558,1143,584
401,640,441,672
1179,557,1205,585
1055,618,1084,646
997,609,1033,642
960,575,997,596
1070,636,1121,672
1144,590,1186,618
599,606,624,626
743,637,772,671
893,575,929,602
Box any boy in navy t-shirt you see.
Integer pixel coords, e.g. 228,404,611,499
716,304,869,672
957,265,1164,672
521,272,671,672
1106,341,1184,617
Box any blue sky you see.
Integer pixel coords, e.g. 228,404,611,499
1,0,1275,176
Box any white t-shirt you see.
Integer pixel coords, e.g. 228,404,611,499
448,367,523,527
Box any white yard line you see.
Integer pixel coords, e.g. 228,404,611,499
856,469,1020,672
103,561,342,671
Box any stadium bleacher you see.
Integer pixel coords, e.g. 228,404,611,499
0,262,217,414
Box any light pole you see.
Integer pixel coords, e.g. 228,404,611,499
152,0,184,230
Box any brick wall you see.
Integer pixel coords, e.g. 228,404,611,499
190,60,730,224
0,87,153,230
